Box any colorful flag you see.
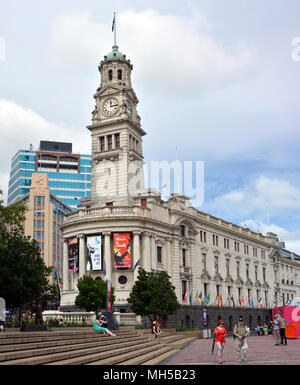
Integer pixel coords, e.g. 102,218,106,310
251,298,255,308
206,293,210,305
194,291,199,305
201,293,204,306
184,290,188,303
189,290,193,305
219,295,223,307
231,295,235,307
241,296,245,308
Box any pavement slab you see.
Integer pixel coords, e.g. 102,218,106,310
163,335,300,365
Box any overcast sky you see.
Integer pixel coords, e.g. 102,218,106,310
1,0,300,252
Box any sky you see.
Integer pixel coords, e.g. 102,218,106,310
0,0,300,252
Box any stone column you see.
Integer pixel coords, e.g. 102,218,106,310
151,233,156,270
142,232,151,271
166,237,172,277
133,231,141,281
171,237,181,302
63,239,69,291
190,240,197,295
79,234,86,278
104,232,112,282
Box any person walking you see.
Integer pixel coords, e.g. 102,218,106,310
233,316,249,363
274,314,281,345
255,324,261,336
278,313,288,345
93,315,116,336
213,319,228,364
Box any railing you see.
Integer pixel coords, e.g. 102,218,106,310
114,312,142,326
42,310,95,324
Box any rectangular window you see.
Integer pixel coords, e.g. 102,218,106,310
214,256,218,273
226,259,230,276
236,261,240,277
200,231,206,242
115,133,120,149
202,253,207,272
263,267,266,282
34,196,45,207
141,198,147,208
261,250,265,259
224,238,230,249
182,280,187,301
246,264,249,279
157,246,162,264
107,135,112,150
234,241,240,252
182,249,186,267
180,225,185,237
253,247,258,257
213,234,219,246
100,136,105,152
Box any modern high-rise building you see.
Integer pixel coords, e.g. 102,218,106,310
7,141,91,210
18,173,73,285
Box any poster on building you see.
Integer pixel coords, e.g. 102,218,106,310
113,233,131,268
203,308,207,328
68,237,79,272
86,235,102,271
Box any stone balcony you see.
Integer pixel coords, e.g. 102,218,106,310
63,205,151,226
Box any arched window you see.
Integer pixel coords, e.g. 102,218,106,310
108,69,113,81
118,69,122,80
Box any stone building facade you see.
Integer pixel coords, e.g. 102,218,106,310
60,41,300,325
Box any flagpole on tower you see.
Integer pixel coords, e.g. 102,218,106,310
112,12,117,46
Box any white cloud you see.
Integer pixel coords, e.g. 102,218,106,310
241,219,300,255
50,9,259,94
0,99,90,203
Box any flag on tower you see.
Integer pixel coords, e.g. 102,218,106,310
112,13,116,32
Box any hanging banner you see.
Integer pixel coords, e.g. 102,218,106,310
68,237,79,272
203,308,207,328
113,233,131,268
86,235,102,271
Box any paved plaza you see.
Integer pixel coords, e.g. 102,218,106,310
163,335,300,365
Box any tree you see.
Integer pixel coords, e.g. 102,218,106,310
75,275,115,317
127,268,181,320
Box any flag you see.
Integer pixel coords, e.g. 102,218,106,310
201,293,204,307
226,296,231,307
241,296,245,308
259,298,263,309
206,293,210,305
184,290,188,303
219,295,223,307
189,290,193,305
251,298,255,308
231,295,235,307
112,13,116,32
215,294,219,306
194,291,199,305
133,258,140,272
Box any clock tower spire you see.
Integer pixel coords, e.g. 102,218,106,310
87,18,146,207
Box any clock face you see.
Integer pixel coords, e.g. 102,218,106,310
103,98,119,115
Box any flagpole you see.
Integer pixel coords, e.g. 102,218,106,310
113,12,117,46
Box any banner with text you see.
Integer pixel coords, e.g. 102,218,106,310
113,233,131,268
86,235,102,271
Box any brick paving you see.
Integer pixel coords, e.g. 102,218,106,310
163,335,300,365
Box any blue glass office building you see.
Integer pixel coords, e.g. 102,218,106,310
8,141,91,210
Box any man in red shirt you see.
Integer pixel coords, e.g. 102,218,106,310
213,320,228,364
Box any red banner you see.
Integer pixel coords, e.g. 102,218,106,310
113,233,131,268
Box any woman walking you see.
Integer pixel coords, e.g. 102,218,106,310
213,320,228,364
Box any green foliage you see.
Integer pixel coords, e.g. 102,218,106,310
128,268,180,318
75,275,115,316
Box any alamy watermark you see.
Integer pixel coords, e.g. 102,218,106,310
94,155,205,208
291,37,300,62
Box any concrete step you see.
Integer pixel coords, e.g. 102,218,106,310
0,335,146,354
117,345,173,365
0,336,150,365
141,349,178,365
47,340,156,365
88,343,169,365
167,337,196,349
0,331,136,345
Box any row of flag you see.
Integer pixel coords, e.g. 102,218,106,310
183,291,272,309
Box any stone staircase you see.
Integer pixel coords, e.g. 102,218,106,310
0,328,196,365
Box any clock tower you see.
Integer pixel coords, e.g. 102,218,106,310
87,40,146,207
